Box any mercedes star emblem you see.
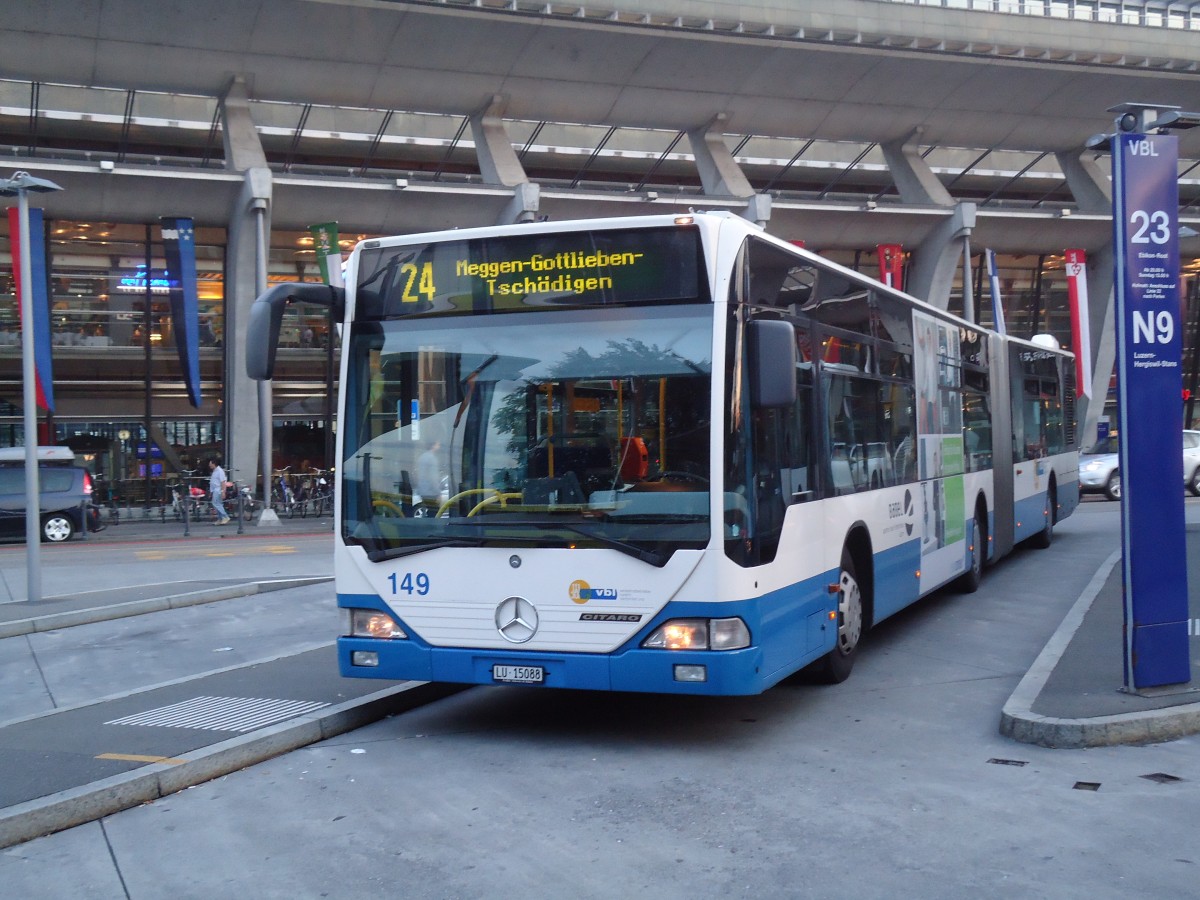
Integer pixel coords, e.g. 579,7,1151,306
495,596,538,643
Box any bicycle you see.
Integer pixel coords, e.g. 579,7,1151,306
295,468,332,518
225,479,261,522
213,470,260,524
272,467,298,517
169,470,207,522
307,469,333,517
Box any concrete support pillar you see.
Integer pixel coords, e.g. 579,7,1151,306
907,202,976,311
687,114,771,227
742,194,772,229
1057,148,1115,447
882,129,971,310
498,182,540,225
881,130,954,207
1079,245,1117,448
469,95,539,224
1056,150,1112,213
221,78,273,496
470,95,526,187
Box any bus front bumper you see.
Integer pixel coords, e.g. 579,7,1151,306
337,637,770,696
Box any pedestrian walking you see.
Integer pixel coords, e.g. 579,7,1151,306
208,457,231,525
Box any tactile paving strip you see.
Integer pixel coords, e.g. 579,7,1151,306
105,695,330,732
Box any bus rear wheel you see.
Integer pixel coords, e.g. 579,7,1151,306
1028,484,1055,549
956,508,986,593
813,547,863,684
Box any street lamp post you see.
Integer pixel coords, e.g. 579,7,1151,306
1,171,64,603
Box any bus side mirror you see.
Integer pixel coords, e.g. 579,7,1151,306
246,282,345,380
747,319,797,409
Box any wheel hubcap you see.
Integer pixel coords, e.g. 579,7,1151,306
837,569,863,654
44,518,71,541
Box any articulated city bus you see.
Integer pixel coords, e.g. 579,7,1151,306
248,212,1079,694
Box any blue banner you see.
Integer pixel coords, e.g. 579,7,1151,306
8,206,54,412
985,248,1005,336
1111,132,1191,689
160,216,202,408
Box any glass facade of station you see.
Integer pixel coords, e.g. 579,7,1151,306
0,219,355,503
10,210,1191,507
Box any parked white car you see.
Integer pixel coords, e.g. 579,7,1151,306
1078,429,1200,500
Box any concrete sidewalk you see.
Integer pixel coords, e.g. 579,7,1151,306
1000,524,1200,748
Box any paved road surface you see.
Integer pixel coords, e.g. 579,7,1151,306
2,501,1197,897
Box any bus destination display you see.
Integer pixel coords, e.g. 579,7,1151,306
356,225,707,318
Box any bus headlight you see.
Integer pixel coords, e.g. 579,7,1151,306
709,617,751,650
641,617,750,651
345,608,407,639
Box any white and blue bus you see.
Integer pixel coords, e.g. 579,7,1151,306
248,212,1079,694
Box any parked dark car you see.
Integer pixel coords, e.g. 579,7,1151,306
0,447,103,542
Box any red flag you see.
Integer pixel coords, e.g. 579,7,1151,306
1065,249,1092,398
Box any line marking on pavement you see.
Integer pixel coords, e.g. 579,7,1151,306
95,753,187,765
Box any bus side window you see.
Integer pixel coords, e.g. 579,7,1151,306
962,391,992,471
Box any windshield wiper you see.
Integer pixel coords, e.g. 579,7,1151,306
553,523,669,568
366,538,483,562
360,524,670,567
601,513,707,524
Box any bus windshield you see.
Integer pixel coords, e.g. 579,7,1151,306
341,305,713,565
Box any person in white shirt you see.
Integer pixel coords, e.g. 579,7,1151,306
208,457,230,525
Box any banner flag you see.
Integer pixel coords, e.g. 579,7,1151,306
985,249,1006,336
8,206,54,412
310,222,343,287
160,216,202,408
1064,249,1092,398
876,244,904,289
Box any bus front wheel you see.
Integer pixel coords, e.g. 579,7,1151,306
813,547,863,684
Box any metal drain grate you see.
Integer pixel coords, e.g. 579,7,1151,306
1141,772,1184,784
105,696,330,733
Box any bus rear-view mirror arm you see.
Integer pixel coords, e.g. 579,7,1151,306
246,282,345,380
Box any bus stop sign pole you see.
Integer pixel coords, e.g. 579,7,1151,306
1111,126,1192,690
